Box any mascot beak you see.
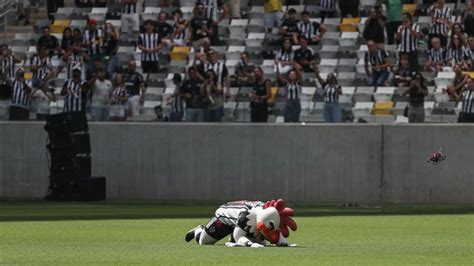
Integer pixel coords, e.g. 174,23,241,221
256,222,280,244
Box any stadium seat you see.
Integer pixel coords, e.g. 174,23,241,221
403,4,417,16
374,87,395,103
170,46,190,61
372,102,394,115
340,18,360,32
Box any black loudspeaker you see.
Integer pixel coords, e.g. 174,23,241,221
45,112,106,201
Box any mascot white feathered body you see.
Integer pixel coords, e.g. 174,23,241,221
185,199,297,248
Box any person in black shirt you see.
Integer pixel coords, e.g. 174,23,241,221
104,22,119,77
60,27,74,55
188,3,213,52
404,72,428,123
363,5,386,46
157,12,174,45
123,60,145,116
462,1,474,37
279,8,299,42
37,26,59,57
182,67,205,122
249,67,271,123
293,37,316,72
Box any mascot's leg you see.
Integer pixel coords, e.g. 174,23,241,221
186,216,234,245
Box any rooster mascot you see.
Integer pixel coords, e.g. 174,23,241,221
185,199,297,248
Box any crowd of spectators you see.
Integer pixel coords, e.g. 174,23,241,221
1,0,474,124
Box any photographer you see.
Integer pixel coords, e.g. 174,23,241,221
9,68,34,120
363,5,386,47
404,73,428,123
188,3,213,53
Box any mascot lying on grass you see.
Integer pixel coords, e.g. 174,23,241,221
185,199,297,248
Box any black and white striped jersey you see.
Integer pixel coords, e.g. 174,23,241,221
63,79,87,112
214,201,264,228
173,23,187,40
323,83,340,103
0,56,16,80
364,48,389,72
138,32,160,62
319,0,336,11
447,46,469,65
171,89,184,114
83,29,104,55
111,86,128,105
122,1,138,14
462,86,474,114
286,82,301,100
11,79,29,108
297,21,321,40
428,47,446,64
201,61,228,88
195,0,223,22
276,49,294,63
429,5,452,35
30,54,51,81
66,53,84,80
397,23,420,53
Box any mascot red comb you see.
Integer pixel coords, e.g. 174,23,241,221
185,199,297,248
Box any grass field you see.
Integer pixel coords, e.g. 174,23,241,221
0,202,473,265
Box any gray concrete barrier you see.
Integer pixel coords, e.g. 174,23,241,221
0,122,472,204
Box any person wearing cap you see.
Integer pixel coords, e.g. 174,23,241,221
61,67,89,113
9,68,34,120
83,19,104,70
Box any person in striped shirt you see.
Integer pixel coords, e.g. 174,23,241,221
428,0,452,48
396,13,421,71
447,64,469,101
62,40,89,80
297,11,326,45
446,34,469,70
9,68,34,121
0,45,21,81
277,62,302,123
169,74,185,122
83,19,104,70
109,73,129,121
424,37,446,73
314,65,342,123
274,39,294,74
138,20,163,74
60,68,89,113
162,9,189,48
319,0,337,23
187,4,213,53
195,0,229,45
364,40,391,87
457,78,474,123
30,46,53,89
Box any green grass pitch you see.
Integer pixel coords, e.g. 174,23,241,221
0,202,473,265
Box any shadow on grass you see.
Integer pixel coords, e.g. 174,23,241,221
0,200,473,222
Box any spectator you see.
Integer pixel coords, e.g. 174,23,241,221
467,37,474,70
458,79,474,123
169,74,185,122
424,37,446,72
83,19,104,70
404,72,428,123
73,28,83,43
396,13,421,71
109,73,129,121
297,11,326,45
364,40,391,87
63,40,89,80
124,60,145,116
394,54,413,87
447,64,469,100
234,52,254,86
279,8,299,42
249,67,271,123
385,0,403,45
202,69,223,122
103,22,119,77
339,0,359,18
163,9,188,48
182,67,205,122
138,20,162,74
314,66,342,123
277,62,302,123
264,0,283,33
428,0,452,48
0,73,11,99
37,26,59,57
293,37,316,73
156,12,174,47
451,23,467,45
30,46,53,89
86,57,105,82
446,34,469,69
9,69,33,121
31,79,55,121
153,105,168,121
61,68,89,113
0,45,21,81
363,5,386,47
224,0,240,19
60,27,74,54
274,39,294,74
195,0,229,45
121,0,141,39
17,0,31,25
197,49,231,100
188,3,213,52
462,1,474,37
90,68,112,121
319,0,337,23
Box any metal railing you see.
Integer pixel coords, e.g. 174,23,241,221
0,0,15,43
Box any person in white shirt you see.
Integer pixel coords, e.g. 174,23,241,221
31,80,56,121
90,68,112,121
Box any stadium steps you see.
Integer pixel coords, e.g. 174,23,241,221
0,4,48,40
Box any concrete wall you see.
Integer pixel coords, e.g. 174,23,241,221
0,122,472,203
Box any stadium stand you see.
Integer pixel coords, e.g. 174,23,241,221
0,0,473,123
